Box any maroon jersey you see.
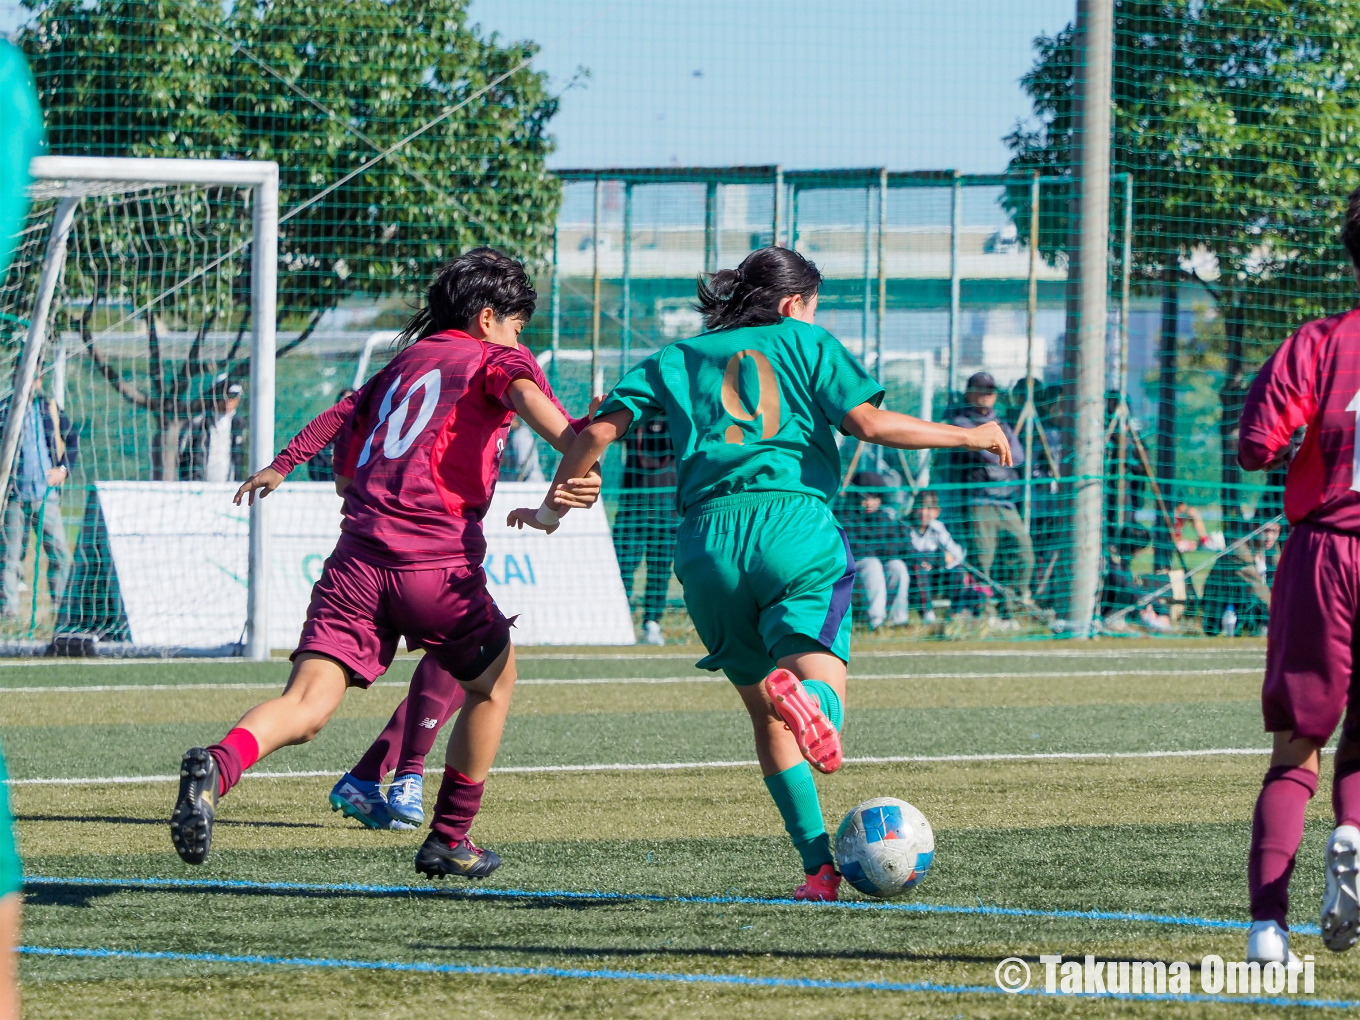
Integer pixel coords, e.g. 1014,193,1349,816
1239,308,1360,531
270,330,571,568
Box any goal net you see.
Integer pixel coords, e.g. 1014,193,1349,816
0,156,277,658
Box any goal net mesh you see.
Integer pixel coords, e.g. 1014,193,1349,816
1,178,258,650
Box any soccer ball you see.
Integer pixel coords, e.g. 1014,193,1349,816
834,797,934,899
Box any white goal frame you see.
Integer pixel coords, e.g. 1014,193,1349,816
7,156,279,660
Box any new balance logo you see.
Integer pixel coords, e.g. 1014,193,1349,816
419,717,438,729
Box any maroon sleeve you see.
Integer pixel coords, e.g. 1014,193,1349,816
1238,324,1321,473
483,345,541,410
483,345,593,434
269,388,361,476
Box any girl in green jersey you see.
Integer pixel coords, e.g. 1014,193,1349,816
512,247,1009,899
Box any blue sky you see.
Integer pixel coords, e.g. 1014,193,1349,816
466,0,1076,173
1,1,1077,174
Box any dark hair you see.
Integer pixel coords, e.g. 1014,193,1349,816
915,490,940,510
1345,187,1360,266
696,247,822,331
396,247,537,345
1117,523,1152,558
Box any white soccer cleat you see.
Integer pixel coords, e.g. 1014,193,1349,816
1322,824,1360,952
1247,919,1301,971
643,620,665,646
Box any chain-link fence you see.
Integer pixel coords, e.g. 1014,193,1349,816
1,0,1348,645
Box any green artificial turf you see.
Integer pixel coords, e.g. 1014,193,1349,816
10,639,1360,1018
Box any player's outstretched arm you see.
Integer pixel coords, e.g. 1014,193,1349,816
506,379,601,510
234,389,363,505
841,403,1013,467
507,409,631,533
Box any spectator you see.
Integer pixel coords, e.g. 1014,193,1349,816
903,489,968,623
308,387,356,482
1201,520,1278,636
842,470,910,630
613,412,677,646
945,371,1034,602
1174,501,1224,552
500,416,545,483
0,386,77,619
1101,523,1171,632
179,382,245,482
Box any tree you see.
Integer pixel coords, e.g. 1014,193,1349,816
1006,0,1360,530
19,0,560,477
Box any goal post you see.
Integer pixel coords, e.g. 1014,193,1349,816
4,156,278,659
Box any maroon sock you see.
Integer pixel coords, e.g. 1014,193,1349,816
1334,758,1360,829
430,770,485,846
207,728,260,797
351,699,409,783
397,658,466,776
1248,764,1317,928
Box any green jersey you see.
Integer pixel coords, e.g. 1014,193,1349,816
0,42,43,281
598,319,884,515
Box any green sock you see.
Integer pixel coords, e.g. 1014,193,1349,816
801,679,843,732
763,761,834,873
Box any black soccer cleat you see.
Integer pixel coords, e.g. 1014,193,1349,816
170,747,219,865
414,833,502,879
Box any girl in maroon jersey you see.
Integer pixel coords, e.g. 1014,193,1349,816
170,249,598,880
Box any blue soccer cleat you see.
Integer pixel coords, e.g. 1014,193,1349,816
329,772,414,831
387,772,425,827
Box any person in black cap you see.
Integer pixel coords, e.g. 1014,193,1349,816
944,371,1033,602
179,380,246,483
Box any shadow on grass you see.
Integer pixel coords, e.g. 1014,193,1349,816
14,814,324,829
407,941,1003,965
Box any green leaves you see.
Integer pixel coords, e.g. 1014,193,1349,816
1007,0,1360,362
21,0,562,328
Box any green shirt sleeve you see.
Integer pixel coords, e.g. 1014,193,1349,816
595,352,665,433
0,41,44,282
808,326,885,434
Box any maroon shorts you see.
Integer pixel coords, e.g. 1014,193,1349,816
1263,521,1360,744
294,552,510,687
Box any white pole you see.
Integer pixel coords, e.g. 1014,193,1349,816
52,334,66,410
246,166,279,661
0,196,79,518
919,354,934,487
1068,0,1114,636
948,171,962,395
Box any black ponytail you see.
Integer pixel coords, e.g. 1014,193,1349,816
695,247,823,331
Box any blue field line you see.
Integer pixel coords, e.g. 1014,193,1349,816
17,944,1360,1009
25,874,1319,936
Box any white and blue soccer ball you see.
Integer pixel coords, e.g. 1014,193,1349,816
834,797,934,899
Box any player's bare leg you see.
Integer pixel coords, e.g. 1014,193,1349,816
740,651,846,777
171,653,350,864
416,643,516,879
1324,733,1360,952
234,654,351,754
1248,730,1322,964
738,649,847,901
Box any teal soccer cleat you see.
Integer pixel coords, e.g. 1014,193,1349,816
329,772,415,831
387,772,424,827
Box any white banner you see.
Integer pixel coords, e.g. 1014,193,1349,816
87,481,635,650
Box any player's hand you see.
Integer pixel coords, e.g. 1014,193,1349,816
507,506,559,534
552,471,601,510
588,394,606,418
234,467,285,506
963,422,1013,467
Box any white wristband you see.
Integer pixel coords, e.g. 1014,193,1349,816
535,504,560,527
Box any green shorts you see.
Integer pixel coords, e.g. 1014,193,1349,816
0,747,20,897
675,492,854,686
